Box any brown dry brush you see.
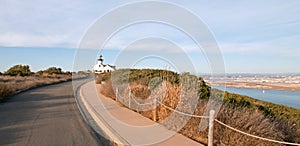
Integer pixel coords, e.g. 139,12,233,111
96,72,300,146
214,105,284,146
0,74,75,102
97,79,116,100
0,83,13,101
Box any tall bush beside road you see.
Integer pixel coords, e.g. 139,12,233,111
3,65,32,76
37,67,70,75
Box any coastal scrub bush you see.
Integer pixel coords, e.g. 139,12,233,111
37,67,64,75
4,64,32,76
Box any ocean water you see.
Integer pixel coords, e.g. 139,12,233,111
212,86,300,109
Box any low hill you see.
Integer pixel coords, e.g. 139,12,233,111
96,69,300,146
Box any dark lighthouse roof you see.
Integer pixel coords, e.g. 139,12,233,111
98,55,103,61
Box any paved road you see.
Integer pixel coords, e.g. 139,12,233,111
0,81,110,146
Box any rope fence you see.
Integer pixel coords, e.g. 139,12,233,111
156,100,209,119
116,88,300,146
214,119,300,146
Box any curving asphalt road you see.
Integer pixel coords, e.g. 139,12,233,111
0,80,111,146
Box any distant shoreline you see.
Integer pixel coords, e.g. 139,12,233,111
208,82,300,92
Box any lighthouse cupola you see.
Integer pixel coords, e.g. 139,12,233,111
98,55,103,65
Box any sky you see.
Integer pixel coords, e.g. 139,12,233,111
0,0,300,74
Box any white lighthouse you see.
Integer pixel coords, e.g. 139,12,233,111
93,55,116,74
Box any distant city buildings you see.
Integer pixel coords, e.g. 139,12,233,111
93,55,116,74
203,74,300,91
204,75,300,84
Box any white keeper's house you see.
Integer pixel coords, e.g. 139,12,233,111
93,55,116,74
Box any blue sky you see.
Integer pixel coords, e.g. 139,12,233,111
0,0,300,73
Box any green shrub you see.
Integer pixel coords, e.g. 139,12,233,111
45,67,63,74
4,64,32,76
38,67,65,75
98,68,210,101
64,71,72,75
77,71,86,74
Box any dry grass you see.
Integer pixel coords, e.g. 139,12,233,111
213,105,283,145
0,74,86,102
96,70,300,146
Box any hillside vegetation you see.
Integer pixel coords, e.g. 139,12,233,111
3,65,33,76
96,69,300,146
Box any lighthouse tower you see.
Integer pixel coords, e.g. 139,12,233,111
93,54,116,74
98,55,104,66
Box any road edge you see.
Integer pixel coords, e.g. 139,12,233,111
74,80,127,146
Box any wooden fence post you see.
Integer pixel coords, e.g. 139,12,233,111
128,91,131,109
115,87,118,102
152,97,157,122
208,110,215,146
